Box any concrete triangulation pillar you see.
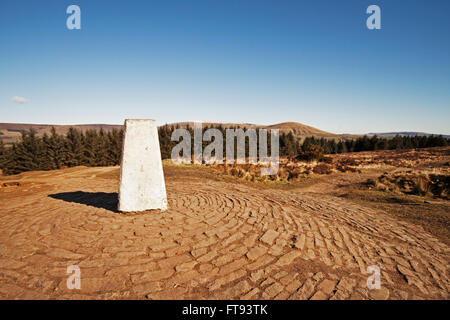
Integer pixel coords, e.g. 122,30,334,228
118,119,168,212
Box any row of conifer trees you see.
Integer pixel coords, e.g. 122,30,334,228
0,128,123,175
0,125,448,175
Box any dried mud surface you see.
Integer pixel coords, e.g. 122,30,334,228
0,160,448,300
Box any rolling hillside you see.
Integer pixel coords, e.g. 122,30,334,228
0,121,336,145
368,132,450,139
2,122,448,147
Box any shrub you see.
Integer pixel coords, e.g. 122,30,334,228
313,163,332,174
320,156,333,164
366,178,377,188
297,144,324,162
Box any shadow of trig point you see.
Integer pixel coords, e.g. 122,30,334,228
118,119,168,212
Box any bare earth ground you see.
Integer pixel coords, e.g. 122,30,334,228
0,155,449,299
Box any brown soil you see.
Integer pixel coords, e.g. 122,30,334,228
0,149,448,300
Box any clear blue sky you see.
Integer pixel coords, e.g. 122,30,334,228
0,0,449,134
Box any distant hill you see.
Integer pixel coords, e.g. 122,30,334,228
367,132,450,139
164,121,336,137
0,121,336,145
2,122,448,147
0,123,123,145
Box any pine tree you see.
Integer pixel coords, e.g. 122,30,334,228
51,127,67,168
2,143,18,175
436,135,448,147
337,141,347,153
81,129,97,166
65,127,84,167
95,128,108,166
390,135,404,150
285,132,297,156
41,133,54,170
5,129,45,174
105,129,122,165
0,139,7,172
159,125,173,160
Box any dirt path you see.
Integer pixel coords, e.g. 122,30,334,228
297,172,376,195
0,166,448,299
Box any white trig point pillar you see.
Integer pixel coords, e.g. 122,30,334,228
118,119,168,212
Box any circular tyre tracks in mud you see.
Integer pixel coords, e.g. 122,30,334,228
0,166,448,299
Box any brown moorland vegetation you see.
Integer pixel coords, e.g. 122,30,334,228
0,147,448,299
